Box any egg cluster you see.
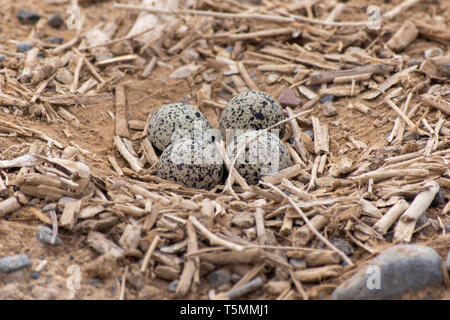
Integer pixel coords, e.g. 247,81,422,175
147,91,291,189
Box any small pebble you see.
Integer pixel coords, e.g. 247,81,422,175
230,274,241,284
17,9,41,24
0,55,5,62
36,225,62,246
168,281,179,292
331,237,353,256
322,101,337,117
127,271,145,291
17,43,33,53
332,245,443,300
225,45,234,55
48,12,64,29
88,278,103,286
0,254,32,273
377,50,392,59
218,90,231,99
320,95,334,103
431,189,447,207
45,36,64,45
29,198,40,206
409,59,423,67
304,130,314,141
42,203,57,212
31,272,40,280
206,268,231,289
444,222,450,234
289,258,306,269
277,88,302,107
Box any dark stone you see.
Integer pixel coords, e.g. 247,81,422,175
31,272,40,280
304,130,314,141
444,222,450,234
17,9,41,25
88,278,103,286
45,36,64,45
0,55,5,62
431,189,447,207
127,272,145,291
230,274,241,284
206,268,231,289
42,203,57,212
168,281,178,292
17,43,33,53
0,254,32,273
48,13,64,29
320,95,334,103
377,50,392,59
332,245,443,300
225,45,234,54
331,237,353,257
409,59,423,67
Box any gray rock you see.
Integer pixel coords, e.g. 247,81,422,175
42,203,57,212
36,225,62,246
332,245,443,300
445,222,450,234
48,13,64,29
206,268,231,289
230,274,241,284
331,237,353,256
304,130,314,141
289,258,306,269
127,271,145,291
168,281,178,292
17,43,33,53
17,9,41,24
45,36,64,45
320,95,334,103
0,55,5,62
0,254,32,273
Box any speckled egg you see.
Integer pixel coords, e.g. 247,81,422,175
148,103,214,152
219,90,286,138
227,131,291,185
157,138,223,190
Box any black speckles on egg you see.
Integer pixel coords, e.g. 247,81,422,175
157,139,223,190
219,91,286,138
227,131,292,185
148,103,213,152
